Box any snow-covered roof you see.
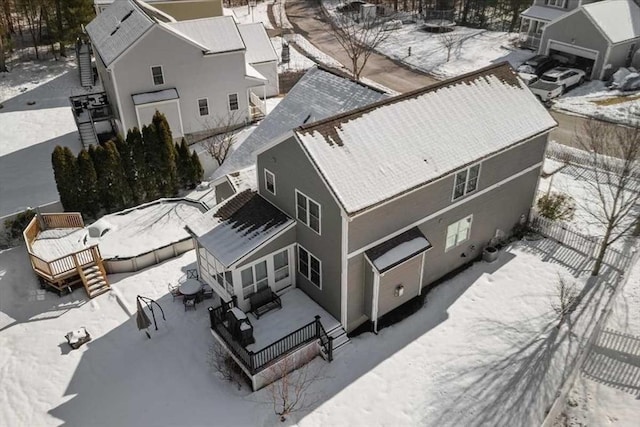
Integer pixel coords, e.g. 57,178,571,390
294,63,557,215
520,5,567,22
245,63,267,81
193,190,294,267
86,0,154,66
227,165,258,192
238,23,278,64
582,0,640,44
365,227,431,273
132,88,179,105
211,66,387,180
166,16,245,54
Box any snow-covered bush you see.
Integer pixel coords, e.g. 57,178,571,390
537,192,576,221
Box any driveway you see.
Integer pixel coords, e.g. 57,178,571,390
286,0,438,93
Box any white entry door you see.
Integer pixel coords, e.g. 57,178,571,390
272,249,291,292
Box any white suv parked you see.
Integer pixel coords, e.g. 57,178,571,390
539,67,586,93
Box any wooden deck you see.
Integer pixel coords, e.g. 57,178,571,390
23,213,110,298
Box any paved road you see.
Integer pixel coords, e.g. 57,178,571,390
286,0,438,93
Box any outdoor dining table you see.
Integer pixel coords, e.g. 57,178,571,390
179,279,202,297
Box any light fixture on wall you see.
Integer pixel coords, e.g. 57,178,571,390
394,285,404,297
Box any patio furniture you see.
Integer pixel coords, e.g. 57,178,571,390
65,327,91,350
179,279,202,297
201,285,214,300
184,294,197,311
227,307,254,346
168,283,182,301
249,287,281,319
186,269,199,279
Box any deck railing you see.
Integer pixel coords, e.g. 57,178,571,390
41,213,84,229
209,304,332,375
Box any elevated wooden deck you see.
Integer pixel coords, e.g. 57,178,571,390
23,213,110,298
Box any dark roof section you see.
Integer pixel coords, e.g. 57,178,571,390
297,62,519,139
214,190,289,231
365,227,431,274
210,65,388,180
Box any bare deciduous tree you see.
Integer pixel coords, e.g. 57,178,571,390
207,343,244,390
551,275,578,327
201,112,242,166
329,10,396,80
439,31,462,62
575,118,640,276
263,348,323,422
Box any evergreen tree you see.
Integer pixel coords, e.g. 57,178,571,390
150,111,178,197
104,140,133,210
141,123,161,200
76,149,99,218
51,146,80,211
191,150,204,188
128,127,152,202
176,138,192,189
115,133,142,204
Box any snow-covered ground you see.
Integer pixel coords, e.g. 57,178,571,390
227,2,273,28
0,236,623,426
553,81,640,125
0,53,86,218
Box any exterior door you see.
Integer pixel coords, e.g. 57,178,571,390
272,249,291,292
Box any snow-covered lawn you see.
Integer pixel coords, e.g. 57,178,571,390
227,2,273,28
0,53,87,218
0,238,621,426
553,80,640,125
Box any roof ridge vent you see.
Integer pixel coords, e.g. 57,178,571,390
121,10,134,23
110,25,120,36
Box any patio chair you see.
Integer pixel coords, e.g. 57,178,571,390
201,285,214,300
184,295,197,311
168,283,182,302
186,269,199,279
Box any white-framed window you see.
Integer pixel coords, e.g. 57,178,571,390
445,215,473,251
240,260,268,298
544,0,566,8
273,250,289,282
228,93,239,111
199,246,234,295
296,190,321,234
452,163,480,201
198,98,209,116
151,65,164,85
298,245,321,289
264,169,276,195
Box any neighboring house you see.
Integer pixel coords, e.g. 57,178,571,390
190,63,557,344
94,0,223,20
519,0,600,51
539,0,640,80
84,0,277,141
210,66,388,204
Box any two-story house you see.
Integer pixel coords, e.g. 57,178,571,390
84,0,277,141
521,0,640,80
94,0,224,20
191,63,556,336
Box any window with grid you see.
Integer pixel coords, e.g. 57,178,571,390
445,215,473,251
273,250,289,281
298,246,321,288
452,164,480,201
296,191,321,234
198,98,209,116
151,66,164,85
228,93,239,111
240,260,268,298
265,169,276,195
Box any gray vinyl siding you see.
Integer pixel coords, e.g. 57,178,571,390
236,226,296,268
256,136,343,321
541,10,608,78
95,52,121,127
252,61,279,97
347,258,367,330
112,25,250,136
348,134,548,253
606,41,640,79
377,254,422,317
345,163,543,328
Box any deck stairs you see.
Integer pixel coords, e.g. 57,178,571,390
78,121,98,148
78,44,93,87
324,324,350,357
79,262,110,298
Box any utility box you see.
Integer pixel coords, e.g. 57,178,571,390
361,3,376,22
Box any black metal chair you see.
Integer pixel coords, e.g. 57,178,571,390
183,294,197,311
168,283,182,302
186,269,199,279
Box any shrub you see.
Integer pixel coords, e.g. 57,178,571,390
1,209,36,247
537,192,576,221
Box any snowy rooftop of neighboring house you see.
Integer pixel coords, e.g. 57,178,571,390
191,190,294,267
86,0,154,66
520,5,567,22
294,63,557,215
166,16,245,54
227,165,258,192
211,66,387,180
582,0,640,43
238,23,278,64
365,227,432,274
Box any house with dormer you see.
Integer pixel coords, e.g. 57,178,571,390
84,0,277,142
188,64,557,385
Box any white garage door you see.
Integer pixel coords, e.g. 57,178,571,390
135,99,183,138
547,40,598,60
